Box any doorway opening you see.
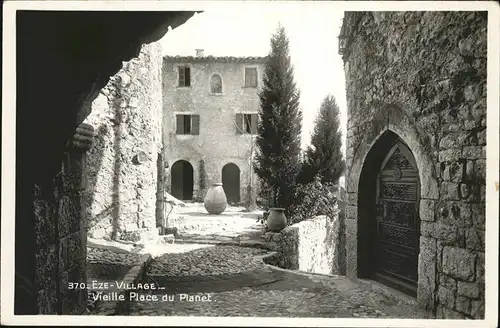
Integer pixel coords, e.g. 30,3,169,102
358,130,420,297
222,163,241,204
171,160,194,201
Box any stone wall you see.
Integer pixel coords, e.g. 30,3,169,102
84,42,164,241
14,10,195,315
29,124,94,314
341,12,486,318
162,58,266,203
270,213,345,275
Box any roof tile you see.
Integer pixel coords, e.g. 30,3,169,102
163,55,269,64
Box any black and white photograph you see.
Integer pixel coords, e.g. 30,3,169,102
1,1,499,326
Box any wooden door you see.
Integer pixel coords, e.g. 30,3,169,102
374,141,420,296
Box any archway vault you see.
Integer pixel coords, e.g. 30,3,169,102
357,130,421,296
347,106,438,201
222,163,241,204
345,104,440,306
171,160,194,201
14,10,197,315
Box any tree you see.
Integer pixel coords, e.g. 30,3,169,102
253,25,302,210
300,95,345,185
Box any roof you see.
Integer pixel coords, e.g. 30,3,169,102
163,55,269,64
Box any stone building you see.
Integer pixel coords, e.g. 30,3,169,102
340,12,486,319
162,53,267,204
84,42,164,241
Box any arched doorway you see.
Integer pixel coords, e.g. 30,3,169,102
358,131,420,297
171,160,194,201
222,163,240,204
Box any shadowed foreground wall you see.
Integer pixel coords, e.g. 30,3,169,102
84,42,164,242
341,11,486,318
15,10,194,314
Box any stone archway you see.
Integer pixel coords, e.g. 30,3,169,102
210,73,223,94
222,163,241,204
358,130,421,296
171,160,194,201
13,9,196,315
345,107,440,311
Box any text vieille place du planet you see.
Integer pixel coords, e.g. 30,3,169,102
70,281,214,303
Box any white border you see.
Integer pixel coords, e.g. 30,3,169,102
2,1,499,327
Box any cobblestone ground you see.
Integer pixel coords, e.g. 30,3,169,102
87,247,143,266
168,203,264,240
125,245,427,318
88,204,426,318
86,247,145,314
148,245,266,276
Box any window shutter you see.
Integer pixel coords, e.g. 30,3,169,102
251,114,258,134
191,115,200,135
245,68,257,87
185,67,191,86
244,68,251,87
176,115,184,134
235,113,243,134
178,67,185,86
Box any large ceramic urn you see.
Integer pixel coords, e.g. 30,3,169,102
266,208,287,232
204,183,227,215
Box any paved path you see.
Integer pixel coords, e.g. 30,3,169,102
123,244,427,318
168,203,264,240
88,203,427,318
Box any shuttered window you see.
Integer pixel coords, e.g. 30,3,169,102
244,68,258,88
176,114,199,135
178,66,191,87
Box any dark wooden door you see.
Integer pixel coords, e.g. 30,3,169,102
374,141,420,296
222,163,240,204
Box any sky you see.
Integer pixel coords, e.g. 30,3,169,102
159,3,347,156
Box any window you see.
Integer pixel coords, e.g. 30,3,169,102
244,68,258,88
176,114,199,135
210,74,222,94
178,66,191,87
235,113,258,134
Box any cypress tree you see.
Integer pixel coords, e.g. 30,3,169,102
301,95,345,185
253,25,302,210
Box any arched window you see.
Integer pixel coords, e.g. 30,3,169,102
210,74,222,94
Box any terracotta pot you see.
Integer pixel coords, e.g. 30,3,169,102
204,183,227,214
266,208,287,232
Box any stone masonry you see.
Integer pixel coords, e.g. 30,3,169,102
32,123,94,314
162,55,267,203
14,10,195,315
340,12,486,318
270,213,346,276
84,42,164,241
